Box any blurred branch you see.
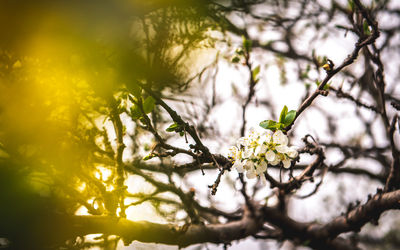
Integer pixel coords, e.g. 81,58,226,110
68,206,263,248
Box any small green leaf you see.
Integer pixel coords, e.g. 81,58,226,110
259,120,277,130
347,0,354,11
235,48,244,56
143,96,156,114
252,65,260,82
279,106,288,124
143,154,154,161
242,36,252,53
179,131,184,136
130,105,142,119
363,20,371,35
166,123,180,132
231,56,240,63
284,110,296,126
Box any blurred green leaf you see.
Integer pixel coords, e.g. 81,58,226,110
143,96,156,114
235,48,244,56
166,122,180,132
143,154,155,161
348,0,354,11
130,84,142,97
130,105,142,119
231,56,240,63
252,65,260,82
242,36,252,53
363,20,371,35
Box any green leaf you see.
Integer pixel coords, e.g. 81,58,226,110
130,105,142,119
231,56,240,63
252,65,260,82
166,123,180,132
235,48,244,56
143,96,156,114
259,120,277,130
242,36,252,53
363,20,371,35
300,72,308,80
279,105,288,124
347,0,354,11
284,110,296,126
143,154,154,161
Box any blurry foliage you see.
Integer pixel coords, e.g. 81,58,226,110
0,0,215,248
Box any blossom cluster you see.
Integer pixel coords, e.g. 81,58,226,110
228,129,298,183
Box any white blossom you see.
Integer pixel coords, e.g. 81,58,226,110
228,128,299,184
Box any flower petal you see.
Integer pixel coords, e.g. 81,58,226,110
273,130,288,146
257,160,268,173
246,169,257,179
287,146,298,158
242,147,253,158
276,145,288,153
265,130,273,142
255,144,267,156
265,150,276,162
233,161,245,173
282,159,291,168
236,137,248,148
270,158,280,166
245,160,254,169
254,146,261,156
260,174,267,185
